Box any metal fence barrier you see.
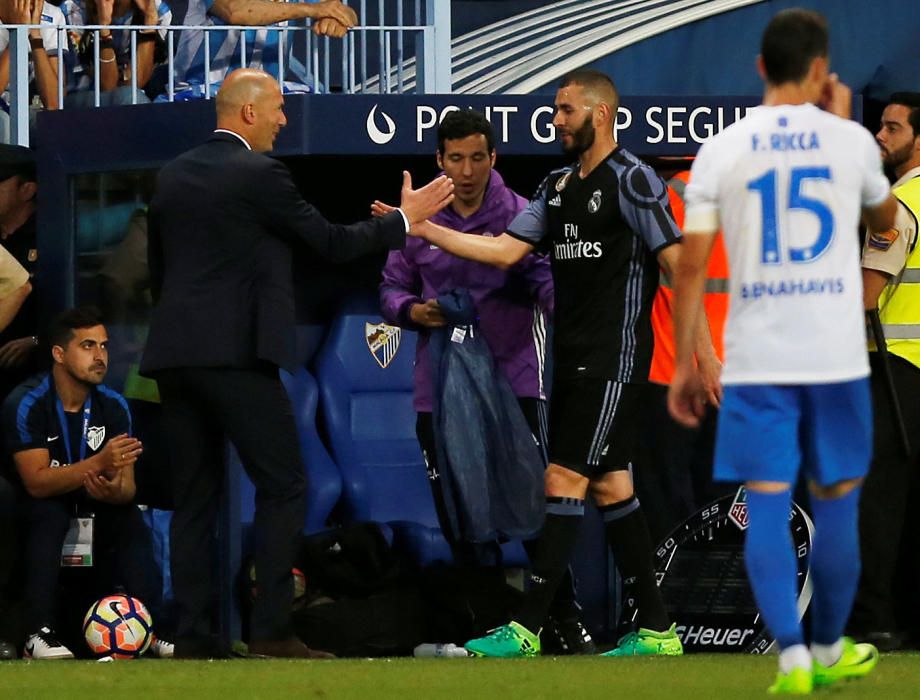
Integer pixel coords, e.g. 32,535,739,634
2,0,450,146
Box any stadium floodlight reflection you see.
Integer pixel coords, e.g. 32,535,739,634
2,0,451,147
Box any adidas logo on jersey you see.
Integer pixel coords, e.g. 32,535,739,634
548,194,562,207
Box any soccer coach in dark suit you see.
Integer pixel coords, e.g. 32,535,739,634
141,68,454,659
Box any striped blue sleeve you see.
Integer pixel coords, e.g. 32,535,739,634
2,377,51,454
618,162,681,253
507,175,550,247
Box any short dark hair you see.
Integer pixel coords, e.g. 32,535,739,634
47,307,104,349
437,110,495,154
760,9,828,85
559,69,616,92
559,69,619,109
889,92,920,137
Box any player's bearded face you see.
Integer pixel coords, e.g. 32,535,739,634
877,104,917,172
58,326,108,386
881,138,914,171
562,109,596,156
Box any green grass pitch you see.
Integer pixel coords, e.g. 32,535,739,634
4,654,920,699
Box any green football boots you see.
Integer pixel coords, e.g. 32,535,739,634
812,638,879,688
464,621,541,658
767,638,878,694
466,621,684,659
768,667,813,695
600,623,684,657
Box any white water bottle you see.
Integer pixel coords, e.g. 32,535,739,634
413,643,469,658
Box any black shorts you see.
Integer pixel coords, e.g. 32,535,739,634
548,378,642,477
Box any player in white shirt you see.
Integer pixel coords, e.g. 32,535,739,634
668,8,897,695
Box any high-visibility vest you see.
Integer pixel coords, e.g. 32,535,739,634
877,174,920,370
649,170,729,385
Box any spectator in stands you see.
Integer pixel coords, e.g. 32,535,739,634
0,145,44,401
61,0,172,107
141,68,453,658
170,0,355,98
2,307,168,659
0,0,66,143
850,91,920,651
378,109,594,655
634,169,731,544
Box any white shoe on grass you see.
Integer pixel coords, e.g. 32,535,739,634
24,627,74,660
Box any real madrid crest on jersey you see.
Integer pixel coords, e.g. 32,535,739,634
556,172,571,192
365,322,401,369
86,426,106,452
587,190,602,214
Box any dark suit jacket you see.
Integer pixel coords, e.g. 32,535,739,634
141,132,406,373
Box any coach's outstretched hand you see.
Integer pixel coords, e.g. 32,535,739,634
370,200,395,218
398,171,454,226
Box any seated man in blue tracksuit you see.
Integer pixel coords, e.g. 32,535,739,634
2,307,167,659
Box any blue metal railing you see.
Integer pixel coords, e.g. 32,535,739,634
2,0,451,146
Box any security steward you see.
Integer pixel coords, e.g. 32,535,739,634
851,92,920,650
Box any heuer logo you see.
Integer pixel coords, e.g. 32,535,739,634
676,625,756,647
366,105,396,145
365,322,401,368
728,486,749,531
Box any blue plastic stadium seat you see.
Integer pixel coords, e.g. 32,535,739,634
315,304,453,566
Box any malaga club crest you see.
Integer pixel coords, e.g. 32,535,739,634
86,426,106,452
365,322,401,368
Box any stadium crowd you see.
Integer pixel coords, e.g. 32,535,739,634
0,3,917,695
0,0,356,141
